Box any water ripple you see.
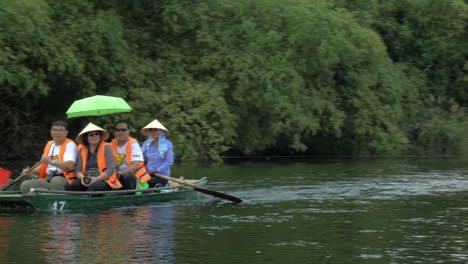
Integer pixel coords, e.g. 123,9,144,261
235,171,468,204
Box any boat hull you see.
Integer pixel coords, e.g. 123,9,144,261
23,189,199,211
21,178,207,211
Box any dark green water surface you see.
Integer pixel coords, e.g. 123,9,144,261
0,158,467,263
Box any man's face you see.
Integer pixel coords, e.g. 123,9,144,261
50,125,68,142
114,122,130,142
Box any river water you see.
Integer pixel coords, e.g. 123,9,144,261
0,158,467,264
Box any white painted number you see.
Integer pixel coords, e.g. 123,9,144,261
51,201,66,210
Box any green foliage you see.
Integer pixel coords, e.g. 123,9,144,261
0,0,52,98
128,75,237,161
0,0,466,160
139,0,412,156
373,0,468,103
0,0,56,158
47,3,131,95
405,96,468,156
284,1,411,155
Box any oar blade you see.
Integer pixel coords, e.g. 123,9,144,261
0,168,12,187
194,187,243,204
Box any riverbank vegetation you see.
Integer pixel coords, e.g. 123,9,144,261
1,0,467,161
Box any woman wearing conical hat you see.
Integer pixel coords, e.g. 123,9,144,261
141,119,174,188
70,122,122,191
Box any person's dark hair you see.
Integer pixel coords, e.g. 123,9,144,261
51,120,68,130
82,135,89,146
114,120,131,129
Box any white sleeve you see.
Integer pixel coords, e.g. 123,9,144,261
130,141,144,162
63,142,78,162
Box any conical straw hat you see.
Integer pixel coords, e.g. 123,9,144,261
140,119,169,136
75,122,109,144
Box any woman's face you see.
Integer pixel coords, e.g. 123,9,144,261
149,128,159,139
87,131,101,145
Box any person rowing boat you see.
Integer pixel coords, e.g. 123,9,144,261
20,121,77,194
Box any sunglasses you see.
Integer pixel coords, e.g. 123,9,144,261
51,128,66,133
115,128,128,132
87,132,101,137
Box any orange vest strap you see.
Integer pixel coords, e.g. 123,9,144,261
39,141,54,179
110,137,150,183
39,139,76,184
80,143,122,189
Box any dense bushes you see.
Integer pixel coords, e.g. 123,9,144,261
1,0,467,161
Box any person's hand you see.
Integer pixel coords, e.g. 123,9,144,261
40,155,53,165
21,168,31,176
82,176,96,187
76,172,84,180
81,175,88,186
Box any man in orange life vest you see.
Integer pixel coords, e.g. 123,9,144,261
20,121,77,194
110,120,150,190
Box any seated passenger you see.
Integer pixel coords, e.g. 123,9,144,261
110,120,150,190
140,119,174,188
20,121,77,194
70,122,121,191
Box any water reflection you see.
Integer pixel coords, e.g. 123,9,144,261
0,217,13,261
40,213,79,263
28,205,176,263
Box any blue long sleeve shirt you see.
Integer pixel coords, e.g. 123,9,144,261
142,139,174,176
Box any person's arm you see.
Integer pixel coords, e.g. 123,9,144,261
100,145,116,180
75,149,84,180
42,141,77,170
121,161,140,175
52,160,74,171
141,140,149,165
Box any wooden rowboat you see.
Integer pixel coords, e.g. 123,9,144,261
17,178,208,211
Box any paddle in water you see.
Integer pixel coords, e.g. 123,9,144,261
154,173,243,204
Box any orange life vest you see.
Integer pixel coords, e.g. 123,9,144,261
79,142,122,189
39,138,76,184
110,137,151,183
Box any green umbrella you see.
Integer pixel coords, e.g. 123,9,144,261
66,95,132,119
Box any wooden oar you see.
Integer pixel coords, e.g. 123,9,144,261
154,173,243,204
2,161,42,191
